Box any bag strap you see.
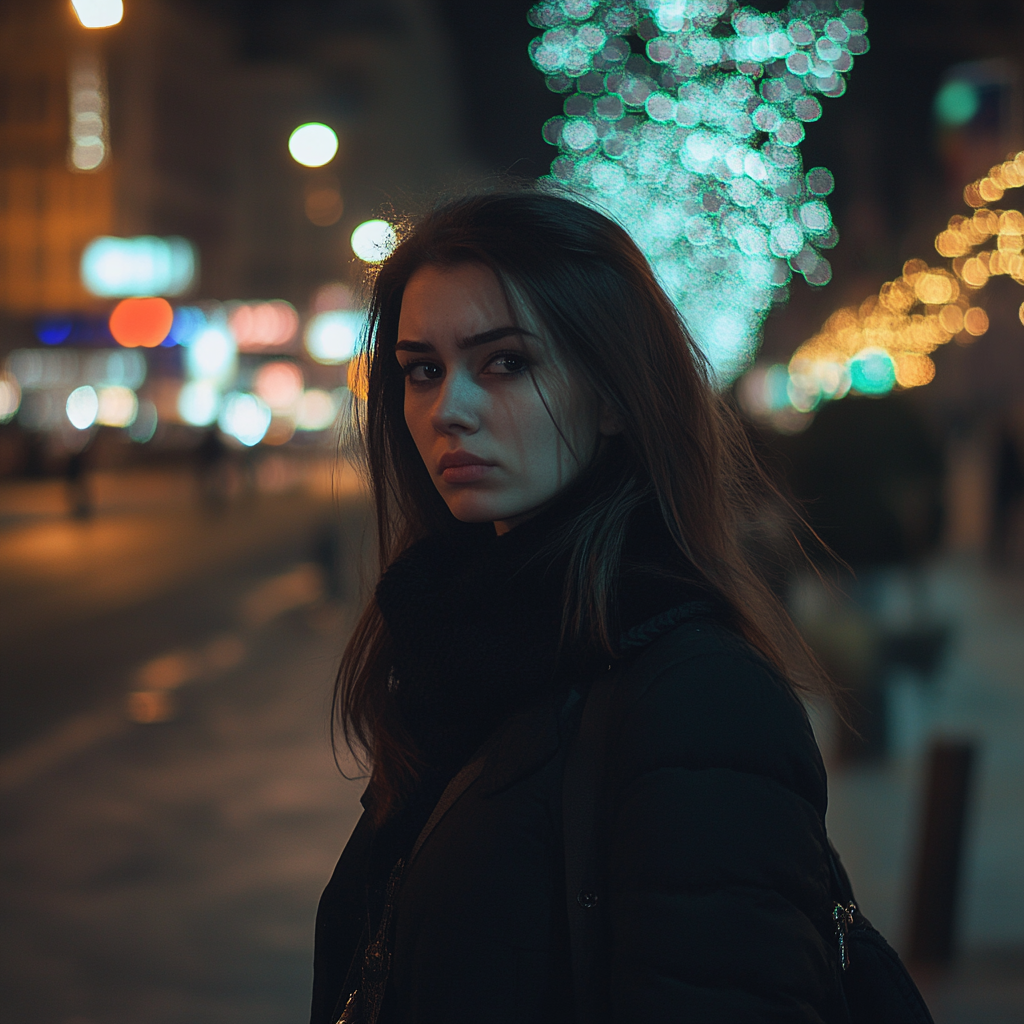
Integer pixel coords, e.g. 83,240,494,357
562,664,616,1023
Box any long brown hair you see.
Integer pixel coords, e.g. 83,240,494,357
335,186,829,819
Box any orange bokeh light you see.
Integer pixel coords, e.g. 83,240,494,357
109,297,174,348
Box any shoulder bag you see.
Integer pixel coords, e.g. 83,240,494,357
562,665,936,1024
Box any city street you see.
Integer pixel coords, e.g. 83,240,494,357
0,463,370,1023
0,463,1021,1023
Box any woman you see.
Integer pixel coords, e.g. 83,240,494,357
311,189,847,1023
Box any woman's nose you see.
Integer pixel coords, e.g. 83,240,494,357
430,372,480,435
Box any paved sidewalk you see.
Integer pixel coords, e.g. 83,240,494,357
0,600,364,1024
819,556,1024,1022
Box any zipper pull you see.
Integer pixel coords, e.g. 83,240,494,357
833,901,856,971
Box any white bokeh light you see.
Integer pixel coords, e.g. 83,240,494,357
80,236,196,297
0,377,21,423
186,325,236,382
66,385,99,429
350,220,397,263
305,310,364,365
288,123,339,167
219,392,272,446
71,0,123,29
177,380,219,426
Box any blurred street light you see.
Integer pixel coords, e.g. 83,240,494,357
186,325,236,383
71,0,124,29
0,377,21,423
108,297,174,348
177,380,219,426
305,310,363,364
69,53,109,170
350,219,396,263
66,385,99,429
81,236,196,297
288,123,338,168
219,392,271,446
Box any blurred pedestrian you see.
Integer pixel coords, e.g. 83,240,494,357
311,190,912,1023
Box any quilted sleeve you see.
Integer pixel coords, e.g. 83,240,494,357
604,627,842,1023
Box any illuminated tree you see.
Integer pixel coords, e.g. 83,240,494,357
529,0,868,382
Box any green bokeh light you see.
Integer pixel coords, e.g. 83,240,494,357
529,0,868,383
935,80,979,128
849,348,895,395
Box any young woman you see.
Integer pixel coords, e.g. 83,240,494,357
311,189,847,1023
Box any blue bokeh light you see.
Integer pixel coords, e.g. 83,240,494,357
35,318,74,345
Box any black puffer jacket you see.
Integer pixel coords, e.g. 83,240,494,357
311,612,846,1023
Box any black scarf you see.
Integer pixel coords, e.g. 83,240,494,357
362,495,716,1022
374,494,712,779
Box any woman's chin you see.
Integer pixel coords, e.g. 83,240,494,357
444,494,536,528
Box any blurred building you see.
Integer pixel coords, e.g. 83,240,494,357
0,5,114,314
0,0,468,322
0,0,471,474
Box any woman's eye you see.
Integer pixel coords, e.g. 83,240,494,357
403,362,443,383
485,352,528,375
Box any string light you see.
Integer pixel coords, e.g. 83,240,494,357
529,0,868,383
752,147,1024,425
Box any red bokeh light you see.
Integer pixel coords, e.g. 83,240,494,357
109,297,174,348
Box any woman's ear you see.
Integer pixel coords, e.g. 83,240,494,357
598,401,625,437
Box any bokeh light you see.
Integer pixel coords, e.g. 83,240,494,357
528,0,868,382
963,307,989,335
305,310,364,364
849,348,895,395
70,0,123,29
68,52,108,171
0,376,21,423
253,361,303,411
81,236,197,297
166,306,207,346
128,399,158,442
177,380,219,426
228,301,299,351
306,187,344,226
350,220,397,263
288,123,339,167
218,392,272,446
935,80,978,127
185,325,236,382
96,386,138,427
35,318,74,345
295,389,338,431
66,385,99,430
757,142,1024,427
109,297,174,348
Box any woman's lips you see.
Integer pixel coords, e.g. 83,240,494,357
441,463,494,484
438,452,495,484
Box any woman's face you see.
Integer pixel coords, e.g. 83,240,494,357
397,262,616,533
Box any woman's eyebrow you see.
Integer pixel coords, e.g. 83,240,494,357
457,326,534,350
395,326,535,353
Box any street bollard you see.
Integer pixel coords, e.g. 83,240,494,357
906,737,977,966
